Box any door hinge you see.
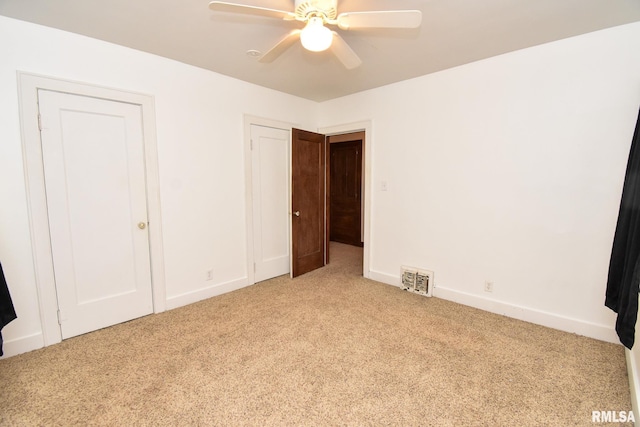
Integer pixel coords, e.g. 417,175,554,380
250,139,253,150
38,114,42,131
56,309,63,325
253,263,256,273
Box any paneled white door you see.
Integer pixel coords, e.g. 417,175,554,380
38,90,153,339
251,125,291,282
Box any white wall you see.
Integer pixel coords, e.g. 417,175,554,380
0,16,317,357
319,22,640,343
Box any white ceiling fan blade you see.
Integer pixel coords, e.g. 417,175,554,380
336,10,422,30
209,1,296,20
259,29,302,63
330,32,362,70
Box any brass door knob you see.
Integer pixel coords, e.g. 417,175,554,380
138,222,147,230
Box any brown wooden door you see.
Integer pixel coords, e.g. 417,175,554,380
329,140,362,246
291,128,326,277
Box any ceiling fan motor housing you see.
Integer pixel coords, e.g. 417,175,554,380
295,0,337,20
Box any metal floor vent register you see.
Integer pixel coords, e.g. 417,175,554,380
401,266,433,297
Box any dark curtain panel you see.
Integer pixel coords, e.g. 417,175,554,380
606,108,640,349
0,262,17,356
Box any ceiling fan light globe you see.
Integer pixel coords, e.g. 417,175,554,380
300,17,332,52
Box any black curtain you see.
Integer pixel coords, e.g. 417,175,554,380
606,108,640,349
0,262,17,356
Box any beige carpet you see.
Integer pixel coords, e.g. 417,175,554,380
0,243,632,426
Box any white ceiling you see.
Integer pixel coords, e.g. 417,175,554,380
1,0,640,102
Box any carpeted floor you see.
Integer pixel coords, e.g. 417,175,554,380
0,242,632,426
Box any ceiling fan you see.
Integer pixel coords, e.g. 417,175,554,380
209,0,422,69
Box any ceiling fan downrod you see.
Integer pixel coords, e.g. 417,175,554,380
294,0,338,21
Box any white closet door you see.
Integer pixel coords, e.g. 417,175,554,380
251,125,291,282
38,89,153,339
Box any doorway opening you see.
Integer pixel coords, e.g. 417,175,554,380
326,131,365,274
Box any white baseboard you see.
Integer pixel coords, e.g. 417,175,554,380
165,277,249,310
369,270,400,287
0,332,44,359
368,270,618,344
626,349,640,426
434,286,618,343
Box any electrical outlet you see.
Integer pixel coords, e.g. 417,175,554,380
484,281,493,293
206,269,214,281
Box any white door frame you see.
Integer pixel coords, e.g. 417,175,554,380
319,121,372,279
17,72,166,346
243,115,296,285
